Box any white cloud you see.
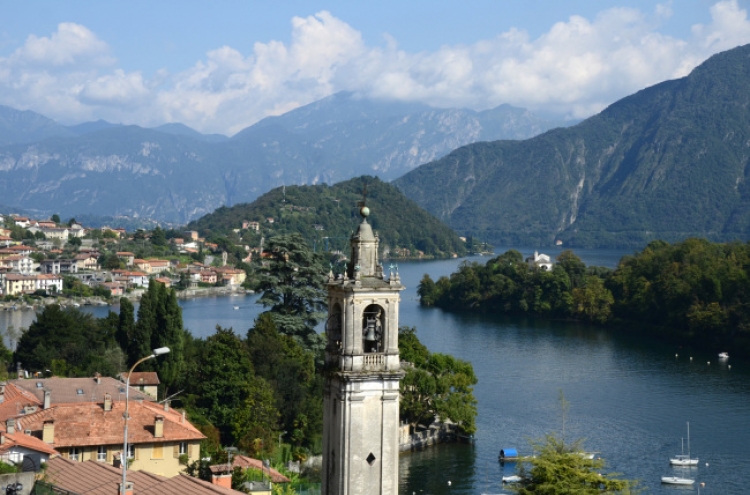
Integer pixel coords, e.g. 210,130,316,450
1,3,750,134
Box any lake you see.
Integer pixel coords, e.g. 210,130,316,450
2,247,747,493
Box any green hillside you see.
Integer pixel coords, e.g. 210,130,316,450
187,176,467,258
395,43,750,249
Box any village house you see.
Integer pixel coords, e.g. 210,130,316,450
74,253,99,271
98,281,125,297
184,230,199,241
133,259,151,273
214,267,246,286
116,252,136,266
39,259,79,275
28,226,70,241
1,255,36,274
119,372,159,399
12,217,30,228
3,274,63,296
526,251,554,271
4,376,204,478
42,456,246,495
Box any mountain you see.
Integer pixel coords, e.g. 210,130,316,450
187,176,468,258
152,123,229,143
394,43,750,249
0,93,567,223
0,105,72,145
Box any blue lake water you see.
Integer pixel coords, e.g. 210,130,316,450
1,248,747,493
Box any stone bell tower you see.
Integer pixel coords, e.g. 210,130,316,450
322,204,404,495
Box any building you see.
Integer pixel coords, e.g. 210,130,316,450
42,456,246,494
0,418,59,465
119,372,160,399
322,205,404,495
116,252,136,266
526,250,554,271
7,392,204,478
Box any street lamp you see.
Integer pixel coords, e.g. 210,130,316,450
121,347,170,495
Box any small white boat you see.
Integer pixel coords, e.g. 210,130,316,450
501,475,521,483
670,422,698,466
661,476,694,485
718,352,729,359
233,305,240,310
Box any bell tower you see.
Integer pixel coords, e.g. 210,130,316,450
322,204,404,495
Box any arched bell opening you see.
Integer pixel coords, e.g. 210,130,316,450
362,304,385,353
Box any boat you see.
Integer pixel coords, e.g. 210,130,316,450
661,476,695,485
670,422,698,466
501,475,521,484
233,305,240,310
718,352,729,359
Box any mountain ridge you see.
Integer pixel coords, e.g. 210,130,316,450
394,43,750,249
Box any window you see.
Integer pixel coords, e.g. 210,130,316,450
179,442,187,455
127,444,135,459
152,444,163,459
69,447,81,461
97,446,106,462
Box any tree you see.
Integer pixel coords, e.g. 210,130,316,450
151,283,184,392
511,434,638,494
232,376,280,456
116,298,135,356
398,327,478,434
51,214,60,224
195,326,255,443
256,234,328,350
151,226,167,247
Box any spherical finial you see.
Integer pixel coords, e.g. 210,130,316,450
360,206,370,218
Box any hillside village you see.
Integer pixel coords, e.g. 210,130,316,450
0,212,254,303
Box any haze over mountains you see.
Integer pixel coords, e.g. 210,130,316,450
0,92,567,224
395,43,750,249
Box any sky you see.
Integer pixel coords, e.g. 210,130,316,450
2,0,750,136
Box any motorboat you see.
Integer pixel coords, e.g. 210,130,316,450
661,476,695,485
501,475,521,484
718,352,729,359
670,422,698,466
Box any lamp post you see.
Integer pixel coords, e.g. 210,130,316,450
121,347,170,495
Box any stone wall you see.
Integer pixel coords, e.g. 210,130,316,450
399,422,459,452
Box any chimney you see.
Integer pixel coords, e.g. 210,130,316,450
104,393,112,411
6,418,15,435
16,363,22,380
181,411,185,424
211,474,232,489
43,420,54,444
0,434,5,445
94,372,101,385
163,400,170,412
118,482,134,495
0,383,5,403
154,415,164,438
43,391,51,409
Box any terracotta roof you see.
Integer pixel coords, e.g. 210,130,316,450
45,457,245,495
9,377,153,406
210,455,291,483
16,399,205,448
120,372,160,386
0,429,59,456
0,383,43,420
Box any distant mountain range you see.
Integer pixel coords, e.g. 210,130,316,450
0,93,568,223
395,43,750,249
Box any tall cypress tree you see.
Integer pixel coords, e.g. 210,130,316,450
129,280,156,367
151,284,184,392
116,297,135,353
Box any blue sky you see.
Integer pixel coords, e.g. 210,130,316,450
2,0,750,135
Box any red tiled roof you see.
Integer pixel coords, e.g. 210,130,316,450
0,430,59,456
120,372,160,386
16,400,205,448
9,377,153,407
210,455,291,483
45,457,245,494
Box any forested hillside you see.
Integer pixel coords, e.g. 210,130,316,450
395,43,750,249
188,176,468,258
